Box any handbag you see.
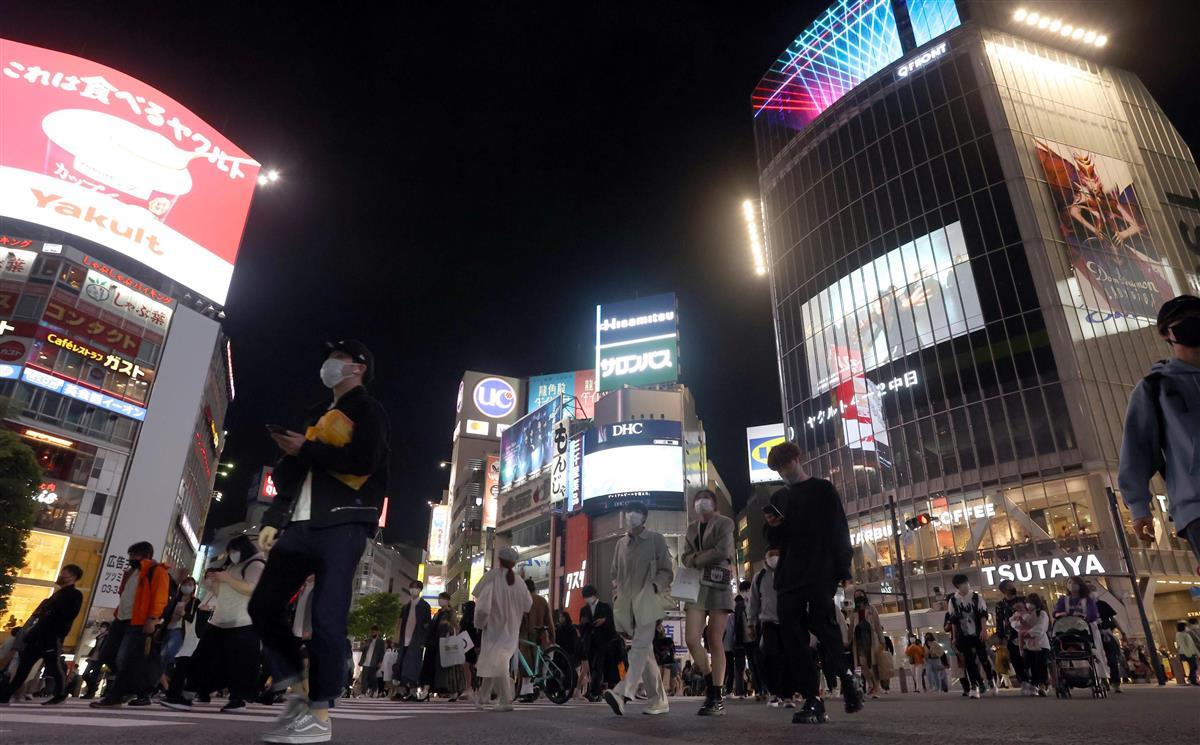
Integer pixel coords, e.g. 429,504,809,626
701,565,732,588
670,567,701,603
439,636,466,667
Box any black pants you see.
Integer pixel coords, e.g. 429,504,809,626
778,589,848,700
757,622,791,698
588,638,621,696
102,619,155,700
186,625,261,702
0,635,63,701
81,658,104,697
1006,639,1027,683
249,521,368,710
955,635,991,689
1024,648,1049,687
743,642,760,694
724,649,746,694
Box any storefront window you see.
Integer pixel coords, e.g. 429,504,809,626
14,530,69,581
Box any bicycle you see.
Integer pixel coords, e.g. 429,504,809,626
515,630,576,705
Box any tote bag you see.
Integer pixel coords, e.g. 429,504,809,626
670,566,702,603
439,636,467,667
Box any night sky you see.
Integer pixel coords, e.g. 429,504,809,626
5,2,1198,547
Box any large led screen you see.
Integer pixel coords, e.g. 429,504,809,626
1035,138,1177,338
0,38,260,304
500,396,565,489
802,221,984,396
582,420,684,512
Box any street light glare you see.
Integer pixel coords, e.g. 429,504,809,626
257,175,268,186
1013,8,1027,22
268,169,280,181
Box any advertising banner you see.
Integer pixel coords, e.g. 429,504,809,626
529,369,600,419
500,396,564,489
483,455,500,529
562,513,591,617
1035,138,1177,335
0,38,260,304
456,371,525,440
746,423,786,484
582,420,685,513
802,221,983,396
596,293,679,392
427,503,450,564
550,418,569,503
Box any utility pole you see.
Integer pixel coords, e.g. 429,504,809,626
1105,487,1166,686
887,495,913,635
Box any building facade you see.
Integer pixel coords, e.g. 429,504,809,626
1,233,231,647
754,0,1199,640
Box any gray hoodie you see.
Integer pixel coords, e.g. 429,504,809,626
1118,358,1200,534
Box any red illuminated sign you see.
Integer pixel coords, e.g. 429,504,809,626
0,38,260,304
43,298,145,354
562,513,591,621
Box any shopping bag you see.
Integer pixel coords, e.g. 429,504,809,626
670,566,701,603
439,636,467,667
456,630,475,653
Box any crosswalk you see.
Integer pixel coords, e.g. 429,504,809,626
0,695,597,729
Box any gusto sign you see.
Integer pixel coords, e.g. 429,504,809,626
473,377,516,419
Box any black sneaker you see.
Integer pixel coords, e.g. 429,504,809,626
841,674,864,714
221,699,247,712
792,697,828,724
89,697,125,708
42,695,68,706
128,695,153,706
196,693,211,703
159,695,193,712
697,685,725,716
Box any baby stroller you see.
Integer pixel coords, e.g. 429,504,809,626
1050,616,1107,699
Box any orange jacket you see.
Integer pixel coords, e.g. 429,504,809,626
115,559,171,626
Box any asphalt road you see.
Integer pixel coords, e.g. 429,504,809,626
1,686,1196,745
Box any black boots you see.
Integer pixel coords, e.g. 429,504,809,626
792,697,828,724
697,674,725,716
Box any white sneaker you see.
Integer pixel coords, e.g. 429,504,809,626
643,701,669,716
969,688,981,700
260,712,331,744
767,697,781,708
603,689,626,716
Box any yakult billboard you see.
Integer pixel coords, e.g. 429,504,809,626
0,38,259,304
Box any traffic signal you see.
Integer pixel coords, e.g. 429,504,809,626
905,513,933,530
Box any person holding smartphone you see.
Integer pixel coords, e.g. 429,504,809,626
248,340,389,744
765,441,863,725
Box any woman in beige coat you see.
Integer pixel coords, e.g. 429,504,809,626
681,489,735,716
847,589,888,697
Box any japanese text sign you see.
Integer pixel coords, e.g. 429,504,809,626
0,38,259,304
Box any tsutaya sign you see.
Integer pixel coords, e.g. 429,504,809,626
981,553,1107,586
897,41,948,79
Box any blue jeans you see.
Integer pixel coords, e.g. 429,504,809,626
160,627,184,678
249,521,368,710
103,620,150,700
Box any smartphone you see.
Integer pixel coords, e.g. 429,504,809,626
265,424,289,435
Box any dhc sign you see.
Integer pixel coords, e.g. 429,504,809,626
897,41,948,79
980,553,1106,586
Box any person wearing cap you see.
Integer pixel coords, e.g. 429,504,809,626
1119,296,1200,570
248,340,390,744
603,501,673,716
471,546,532,712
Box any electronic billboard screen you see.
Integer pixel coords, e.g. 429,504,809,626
0,38,260,304
500,396,565,489
801,221,984,396
581,420,684,513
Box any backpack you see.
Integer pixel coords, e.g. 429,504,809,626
1143,371,1190,480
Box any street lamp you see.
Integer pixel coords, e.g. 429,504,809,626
257,169,282,187
742,199,768,277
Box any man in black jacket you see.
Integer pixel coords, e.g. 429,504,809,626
0,564,84,705
249,340,389,744
579,585,619,701
766,441,863,725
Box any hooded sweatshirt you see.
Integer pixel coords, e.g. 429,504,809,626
1118,358,1200,535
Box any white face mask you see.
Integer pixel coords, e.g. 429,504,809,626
694,498,714,514
228,551,241,564
766,556,779,570
625,512,645,528
409,588,421,598
320,358,355,388
586,597,598,608
181,585,195,596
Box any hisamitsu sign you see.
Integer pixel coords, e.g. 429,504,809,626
595,293,680,392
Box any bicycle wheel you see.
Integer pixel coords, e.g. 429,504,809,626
538,645,576,705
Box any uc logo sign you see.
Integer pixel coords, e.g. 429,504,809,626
749,435,786,467
474,377,517,419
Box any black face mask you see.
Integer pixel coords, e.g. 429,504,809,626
1169,317,1200,348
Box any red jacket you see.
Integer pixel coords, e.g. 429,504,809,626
115,559,171,626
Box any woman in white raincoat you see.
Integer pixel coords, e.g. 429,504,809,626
471,546,531,712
